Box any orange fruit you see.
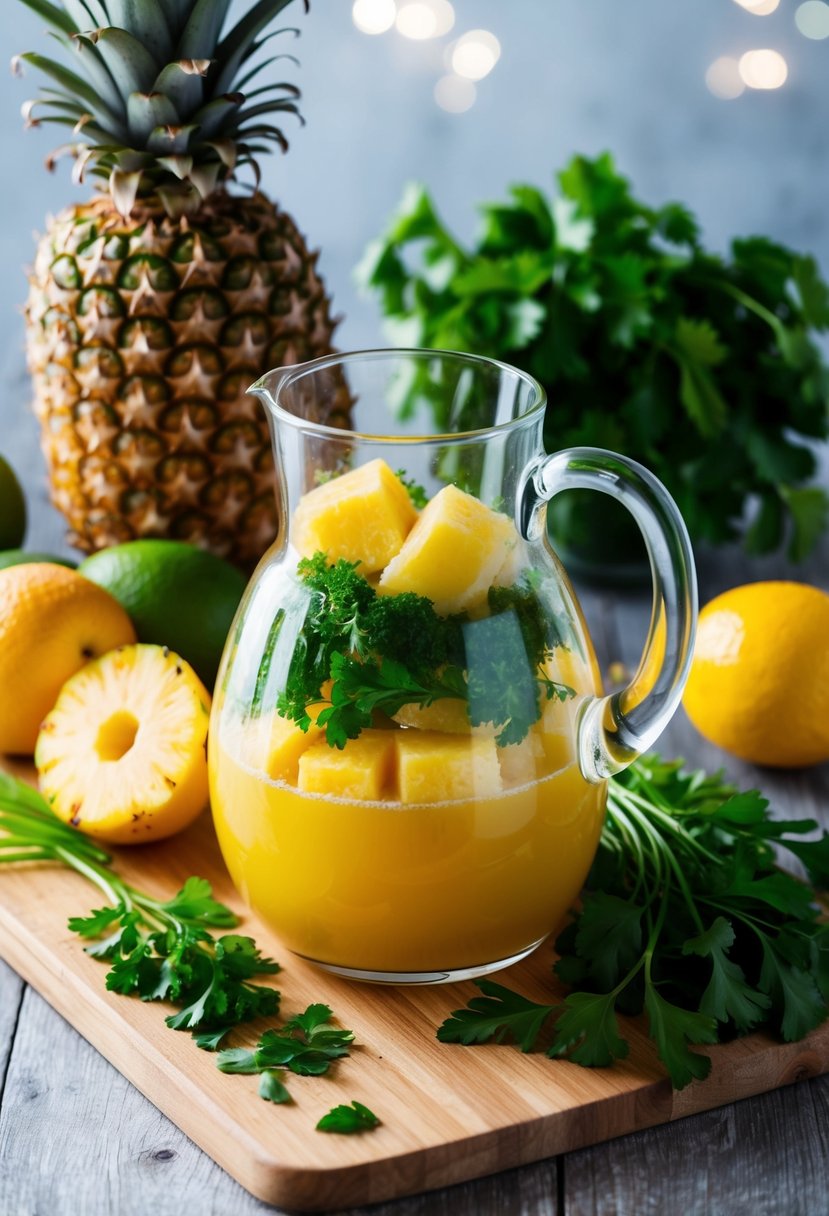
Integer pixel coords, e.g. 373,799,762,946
36,644,210,845
683,581,829,768
0,563,136,755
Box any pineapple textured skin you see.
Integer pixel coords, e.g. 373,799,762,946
26,191,341,566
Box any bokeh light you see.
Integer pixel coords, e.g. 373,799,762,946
733,0,781,13
451,30,501,80
423,0,455,37
434,74,476,112
795,0,829,38
352,0,397,35
738,48,789,88
396,2,439,39
705,57,746,99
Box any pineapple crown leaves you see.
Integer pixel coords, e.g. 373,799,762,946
13,0,309,217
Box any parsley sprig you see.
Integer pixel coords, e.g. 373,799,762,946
211,1003,359,1111
216,1003,354,1079
394,468,429,509
0,773,280,1034
277,552,573,748
439,757,829,1089
69,882,281,1034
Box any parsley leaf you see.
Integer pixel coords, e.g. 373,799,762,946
438,981,555,1051
193,1027,234,1052
547,991,630,1068
258,1072,292,1104
643,988,717,1088
682,918,770,1033
316,1101,381,1134
572,892,644,990
758,941,827,1042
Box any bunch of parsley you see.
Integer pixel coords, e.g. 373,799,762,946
439,756,829,1089
357,153,829,560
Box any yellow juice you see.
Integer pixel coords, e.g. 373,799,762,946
209,732,606,975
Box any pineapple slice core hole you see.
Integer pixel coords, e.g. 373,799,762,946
95,710,139,762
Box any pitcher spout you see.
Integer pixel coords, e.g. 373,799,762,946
247,365,299,413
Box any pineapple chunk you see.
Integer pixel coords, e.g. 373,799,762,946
293,458,417,574
260,682,332,783
498,732,545,788
396,731,502,803
265,716,323,783
394,698,470,734
393,697,498,735
298,729,396,800
378,484,517,615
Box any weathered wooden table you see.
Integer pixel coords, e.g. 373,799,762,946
1,354,828,1215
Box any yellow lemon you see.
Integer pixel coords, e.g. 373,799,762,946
0,563,136,755
683,581,829,768
35,644,211,845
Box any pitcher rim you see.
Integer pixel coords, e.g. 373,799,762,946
248,348,547,444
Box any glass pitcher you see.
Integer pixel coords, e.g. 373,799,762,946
208,349,696,984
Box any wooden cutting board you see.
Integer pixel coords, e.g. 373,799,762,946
1,756,828,1213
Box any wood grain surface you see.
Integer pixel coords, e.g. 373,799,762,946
1,753,829,1212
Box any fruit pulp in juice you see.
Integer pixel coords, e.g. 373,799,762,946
209,734,607,974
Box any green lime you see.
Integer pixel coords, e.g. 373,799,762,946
79,540,247,687
0,456,26,549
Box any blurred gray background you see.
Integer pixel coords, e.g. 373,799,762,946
1,0,827,355
1,0,827,544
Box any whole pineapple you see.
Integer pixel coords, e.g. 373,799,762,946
17,0,341,565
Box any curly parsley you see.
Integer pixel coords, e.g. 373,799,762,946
277,553,573,748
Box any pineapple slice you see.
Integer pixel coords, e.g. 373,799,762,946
35,643,211,844
396,731,502,803
378,484,517,615
297,729,396,800
293,459,418,574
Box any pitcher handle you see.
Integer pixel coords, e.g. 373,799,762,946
516,447,698,782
